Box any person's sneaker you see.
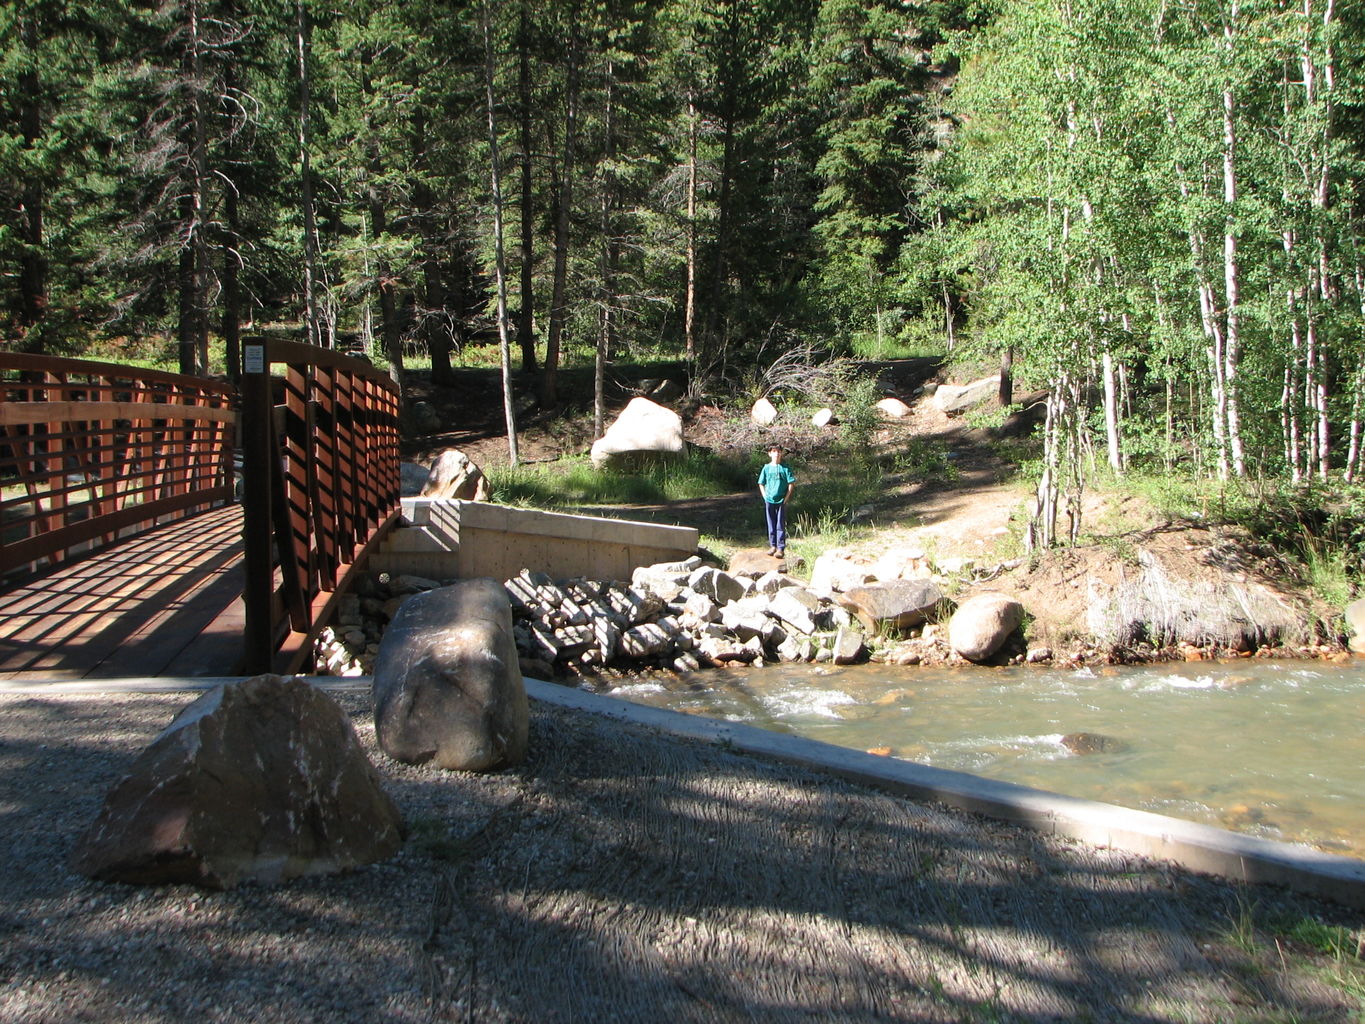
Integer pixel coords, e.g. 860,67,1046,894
768,547,777,556
776,549,785,558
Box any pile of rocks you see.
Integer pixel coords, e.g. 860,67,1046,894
315,573,454,676
312,547,1034,677
506,557,868,677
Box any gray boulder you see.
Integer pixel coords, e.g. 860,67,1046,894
1346,598,1365,654
683,591,721,623
1060,732,1128,756
720,603,770,641
688,566,746,605
750,397,779,425
631,564,687,602
590,397,685,469
621,623,674,659
768,586,822,636
833,627,866,665
933,376,1000,415
372,579,529,771
70,675,402,889
420,448,491,501
948,591,1025,662
837,580,947,633
754,570,795,596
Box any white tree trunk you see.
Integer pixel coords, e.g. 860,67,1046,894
1221,81,1246,478
482,0,518,466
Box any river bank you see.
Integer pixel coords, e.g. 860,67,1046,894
3,687,1362,1022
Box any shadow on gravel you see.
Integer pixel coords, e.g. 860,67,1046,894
406,705,1360,1023
3,696,1359,1023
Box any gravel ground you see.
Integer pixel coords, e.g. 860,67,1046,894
2,689,1362,1023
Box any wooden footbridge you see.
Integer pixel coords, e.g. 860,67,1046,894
0,342,401,681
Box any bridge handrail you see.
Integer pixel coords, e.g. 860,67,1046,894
0,353,235,583
239,337,402,673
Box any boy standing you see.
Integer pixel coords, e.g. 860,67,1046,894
758,444,796,557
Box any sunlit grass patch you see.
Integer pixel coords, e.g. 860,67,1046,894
487,450,754,509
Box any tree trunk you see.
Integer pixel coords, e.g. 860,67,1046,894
540,16,579,411
516,2,538,373
296,0,324,348
411,108,455,387
595,57,616,439
1102,350,1122,474
998,345,1013,406
187,0,212,375
483,0,519,466
16,15,47,347
684,91,699,364
222,147,241,383
177,190,200,376
1220,32,1246,476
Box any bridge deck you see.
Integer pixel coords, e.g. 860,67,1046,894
0,505,248,681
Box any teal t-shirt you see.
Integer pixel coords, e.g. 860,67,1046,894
759,462,795,504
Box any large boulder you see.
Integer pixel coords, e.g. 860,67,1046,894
1346,598,1365,654
948,591,1025,662
70,675,402,889
590,397,685,469
875,397,912,419
420,449,491,501
750,397,779,425
372,578,529,771
837,579,947,633
728,548,784,578
934,376,1001,415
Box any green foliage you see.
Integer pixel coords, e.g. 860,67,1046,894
889,438,959,483
835,369,882,451
487,450,752,508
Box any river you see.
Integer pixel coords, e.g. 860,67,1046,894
605,657,1365,858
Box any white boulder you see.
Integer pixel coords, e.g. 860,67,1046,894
590,398,685,469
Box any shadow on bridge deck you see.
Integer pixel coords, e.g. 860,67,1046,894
0,504,247,682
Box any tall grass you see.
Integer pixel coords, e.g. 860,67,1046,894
487,451,753,509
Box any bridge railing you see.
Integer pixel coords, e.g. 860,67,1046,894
240,338,402,674
0,354,236,584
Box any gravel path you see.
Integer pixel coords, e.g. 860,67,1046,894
2,690,1361,1023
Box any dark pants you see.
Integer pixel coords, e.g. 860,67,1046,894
765,500,787,551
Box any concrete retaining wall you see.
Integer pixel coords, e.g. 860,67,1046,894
371,498,699,583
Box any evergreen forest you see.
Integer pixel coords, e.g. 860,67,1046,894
3,0,1364,542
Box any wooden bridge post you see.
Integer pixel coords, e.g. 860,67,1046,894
240,337,274,674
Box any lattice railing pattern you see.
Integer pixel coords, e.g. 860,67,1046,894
0,354,235,582
240,339,401,672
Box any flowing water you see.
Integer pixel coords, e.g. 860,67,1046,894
606,658,1365,858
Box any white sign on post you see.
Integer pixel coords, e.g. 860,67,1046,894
243,344,265,374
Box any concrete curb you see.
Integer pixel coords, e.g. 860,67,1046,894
6,673,1362,909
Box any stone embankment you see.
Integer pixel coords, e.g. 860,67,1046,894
315,545,1033,678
